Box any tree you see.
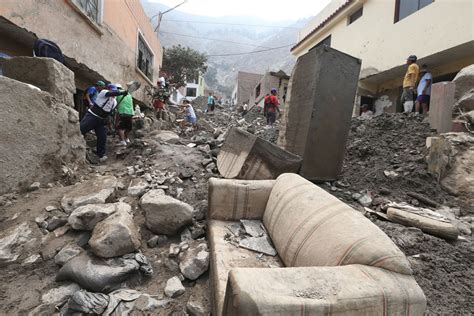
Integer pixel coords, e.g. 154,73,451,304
161,45,208,88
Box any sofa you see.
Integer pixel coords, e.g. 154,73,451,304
208,173,426,315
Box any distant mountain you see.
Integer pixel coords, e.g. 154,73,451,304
141,0,307,96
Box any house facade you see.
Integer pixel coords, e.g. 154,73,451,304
231,71,263,107
249,70,290,109
0,0,162,106
291,0,474,114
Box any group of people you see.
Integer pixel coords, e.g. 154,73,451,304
402,55,432,114
81,81,132,162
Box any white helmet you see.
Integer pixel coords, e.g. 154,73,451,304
114,83,123,89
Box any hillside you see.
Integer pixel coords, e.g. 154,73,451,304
141,0,306,95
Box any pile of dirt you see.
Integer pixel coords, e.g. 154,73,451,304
331,113,471,213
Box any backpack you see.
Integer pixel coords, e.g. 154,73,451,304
33,39,65,64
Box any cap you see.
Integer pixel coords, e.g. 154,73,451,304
107,84,118,92
96,80,106,87
407,55,417,62
271,88,277,93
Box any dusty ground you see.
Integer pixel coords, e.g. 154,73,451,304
0,109,472,315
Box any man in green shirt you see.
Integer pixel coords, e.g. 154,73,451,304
115,83,134,146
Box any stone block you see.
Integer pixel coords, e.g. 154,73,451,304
217,127,301,180
429,82,455,133
2,56,75,107
0,76,85,194
278,46,361,181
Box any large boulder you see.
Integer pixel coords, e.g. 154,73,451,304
68,202,129,230
456,89,474,112
2,56,76,107
179,243,209,280
0,76,85,194
141,190,193,235
61,176,119,213
89,208,141,258
453,64,474,101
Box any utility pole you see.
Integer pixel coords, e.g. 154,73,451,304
150,0,187,33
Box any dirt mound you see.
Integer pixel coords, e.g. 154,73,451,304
332,113,471,213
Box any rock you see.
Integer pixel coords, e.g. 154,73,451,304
181,228,193,241
164,276,185,298
68,202,129,231
152,130,180,144
187,296,208,316
141,190,193,235
56,253,141,292
179,244,210,280
89,208,141,258
169,243,181,257
23,254,42,265
54,244,83,266
147,235,167,248
45,205,58,212
29,182,41,191
0,76,86,195
357,192,373,207
61,176,119,213
46,216,68,231
0,222,33,265
41,283,80,305
164,258,180,272
453,64,474,100
67,290,109,315
128,178,149,197
132,294,171,312
190,224,206,239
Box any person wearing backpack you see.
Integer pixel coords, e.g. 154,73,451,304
84,81,106,108
80,84,128,162
207,92,216,114
115,84,134,146
264,88,280,128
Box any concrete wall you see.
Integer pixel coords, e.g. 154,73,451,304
294,0,473,76
0,0,162,103
249,73,289,109
235,71,263,107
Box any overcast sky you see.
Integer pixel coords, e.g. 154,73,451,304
152,0,332,21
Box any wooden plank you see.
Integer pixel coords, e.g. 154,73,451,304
387,207,458,240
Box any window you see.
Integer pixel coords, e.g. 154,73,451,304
310,35,332,51
255,83,261,97
395,0,433,22
348,7,363,25
186,88,197,97
137,34,154,81
72,0,101,23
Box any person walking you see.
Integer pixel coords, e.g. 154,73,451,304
207,92,215,114
416,64,432,115
80,84,128,162
115,83,134,146
264,88,280,128
85,81,106,108
401,55,419,113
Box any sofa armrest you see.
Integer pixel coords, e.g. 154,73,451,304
222,265,426,316
208,178,275,221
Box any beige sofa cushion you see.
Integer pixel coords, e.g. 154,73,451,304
223,265,426,315
208,178,275,220
263,173,412,275
208,220,283,316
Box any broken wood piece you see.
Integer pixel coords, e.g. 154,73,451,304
364,207,389,221
217,127,302,180
406,192,440,208
386,207,459,240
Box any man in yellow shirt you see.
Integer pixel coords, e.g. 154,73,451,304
401,55,419,113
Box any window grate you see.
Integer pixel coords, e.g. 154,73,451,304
137,35,154,81
73,0,100,23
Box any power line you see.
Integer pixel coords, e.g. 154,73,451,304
159,30,273,48
162,19,299,29
207,44,295,57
